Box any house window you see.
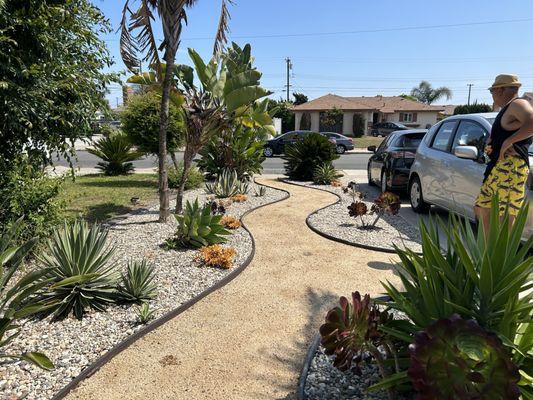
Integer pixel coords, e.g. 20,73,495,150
399,112,417,123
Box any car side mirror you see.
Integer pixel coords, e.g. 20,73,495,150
454,145,478,160
367,145,377,153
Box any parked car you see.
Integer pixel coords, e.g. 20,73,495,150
371,122,408,137
263,131,336,157
408,112,532,241
367,129,427,193
321,132,355,154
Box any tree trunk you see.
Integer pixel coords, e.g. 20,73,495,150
175,144,195,214
157,59,175,222
170,152,180,171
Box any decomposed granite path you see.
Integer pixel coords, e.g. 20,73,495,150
66,177,402,400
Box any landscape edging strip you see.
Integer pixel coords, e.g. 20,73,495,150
51,179,290,400
297,334,321,400
279,179,399,254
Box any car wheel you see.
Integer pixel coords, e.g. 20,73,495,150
409,175,430,213
263,147,274,157
336,144,346,154
367,164,376,186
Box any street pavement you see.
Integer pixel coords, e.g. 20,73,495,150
53,151,372,175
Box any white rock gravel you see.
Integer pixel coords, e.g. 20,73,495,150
1,182,286,400
286,180,422,253
305,345,411,400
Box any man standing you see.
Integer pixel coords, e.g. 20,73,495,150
475,74,533,233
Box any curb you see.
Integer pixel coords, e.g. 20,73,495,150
51,179,290,400
279,179,399,254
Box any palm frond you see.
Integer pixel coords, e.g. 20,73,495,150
120,0,140,72
130,0,162,76
213,0,234,56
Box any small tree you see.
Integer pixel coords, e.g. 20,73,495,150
411,81,452,104
268,99,295,133
320,107,343,132
353,113,366,137
293,92,308,105
121,90,184,168
453,102,493,115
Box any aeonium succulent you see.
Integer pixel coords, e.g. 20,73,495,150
319,292,392,373
409,314,520,400
373,191,401,216
348,201,368,218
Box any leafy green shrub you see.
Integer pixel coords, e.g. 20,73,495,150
0,217,54,370
283,133,339,181
205,169,249,198
353,113,366,137
408,314,520,399
121,90,184,154
380,199,532,396
117,260,157,303
453,102,493,115
87,132,144,175
167,161,205,190
39,220,118,320
166,199,231,249
313,162,343,185
197,126,266,180
0,160,64,244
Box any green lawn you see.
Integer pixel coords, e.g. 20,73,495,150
352,136,384,149
60,174,158,222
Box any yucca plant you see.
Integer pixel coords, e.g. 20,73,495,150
254,185,266,197
380,198,532,396
39,220,118,320
205,169,249,198
117,260,157,303
135,302,155,325
87,132,144,176
313,162,343,185
166,199,231,249
0,217,54,370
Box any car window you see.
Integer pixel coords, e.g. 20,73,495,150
400,133,425,148
452,120,487,153
431,121,457,152
326,133,338,139
283,133,297,140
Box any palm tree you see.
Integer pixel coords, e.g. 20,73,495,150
410,81,452,105
120,0,233,222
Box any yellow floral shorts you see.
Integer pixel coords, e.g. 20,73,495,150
475,155,529,216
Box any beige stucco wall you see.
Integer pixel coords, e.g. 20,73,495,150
389,111,439,129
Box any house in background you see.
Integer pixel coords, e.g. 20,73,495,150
525,92,533,105
291,94,444,136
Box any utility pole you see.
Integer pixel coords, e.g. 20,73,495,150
467,83,474,106
285,57,292,102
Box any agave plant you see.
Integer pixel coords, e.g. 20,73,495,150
408,314,520,399
319,292,395,376
39,220,118,320
117,260,157,303
0,217,54,370
167,199,231,249
380,198,532,396
313,162,343,185
254,185,266,197
87,132,144,176
205,169,249,198
135,302,155,325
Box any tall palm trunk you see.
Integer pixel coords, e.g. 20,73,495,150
157,59,175,222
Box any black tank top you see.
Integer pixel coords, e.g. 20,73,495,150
485,99,532,179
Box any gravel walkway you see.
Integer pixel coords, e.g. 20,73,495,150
64,177,403,400
285,179,422,253
1,182,286,400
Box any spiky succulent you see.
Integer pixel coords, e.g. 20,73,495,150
348,201,368,218
313,162,343,185
205,169,249,198
167,199,231,249
409,314,520,400
373,192,401,215
319,292,390,373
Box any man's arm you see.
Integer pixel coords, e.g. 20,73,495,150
499,99,533,161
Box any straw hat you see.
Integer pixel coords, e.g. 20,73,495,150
488,74,522,90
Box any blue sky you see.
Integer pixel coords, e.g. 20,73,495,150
95,0,533,107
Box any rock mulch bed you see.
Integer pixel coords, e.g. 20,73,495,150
285,180,421,253
1,183,286,400
305,345,410,400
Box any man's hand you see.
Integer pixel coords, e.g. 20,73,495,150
498,140,512,162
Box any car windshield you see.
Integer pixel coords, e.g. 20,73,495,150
395,123,408,128
529,144,533,154
402,133,425,148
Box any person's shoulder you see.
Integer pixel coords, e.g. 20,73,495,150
511,98,532,108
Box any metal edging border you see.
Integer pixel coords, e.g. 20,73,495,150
51,179,290,400
279,179,400,254
297,334,321,400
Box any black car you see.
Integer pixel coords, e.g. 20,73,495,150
367,129,427,193
321,132,355,154
370,122,408,137
263,131,335,157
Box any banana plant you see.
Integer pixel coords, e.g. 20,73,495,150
0,217,54,370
